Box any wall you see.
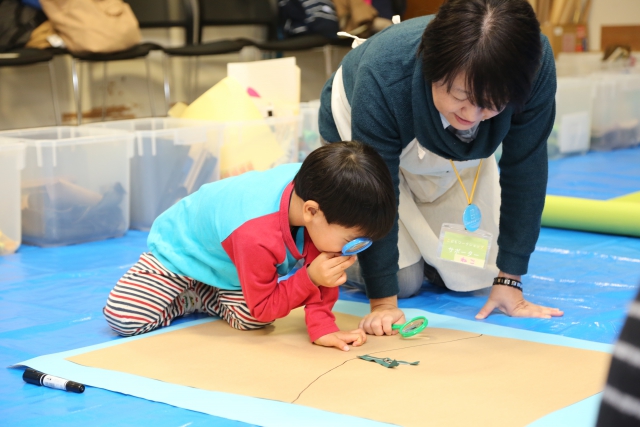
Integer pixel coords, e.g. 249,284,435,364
589,0,640,51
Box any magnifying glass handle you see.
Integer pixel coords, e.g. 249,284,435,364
392,324,402,330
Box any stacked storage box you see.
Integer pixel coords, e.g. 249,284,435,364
299,100,322,161
547,77,594,159
0,127,134,247
86,115,301,230
590,73,640,151
616,73,640,148
0,140,25,255
217,116,300,178
85,118,223,231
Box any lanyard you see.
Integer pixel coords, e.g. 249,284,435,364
449,159,483,205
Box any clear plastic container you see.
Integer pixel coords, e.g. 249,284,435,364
590,74,621,151
0,127,133,247
0,140,25,255
616,74,640,148
299,100,322,161
219,116,300,179
555,52,603,77
588,72,640,151
85,118,222,231
547,77,593,159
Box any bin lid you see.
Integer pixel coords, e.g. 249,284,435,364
0,126,133,147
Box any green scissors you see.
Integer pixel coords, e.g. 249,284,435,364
392,316,428,338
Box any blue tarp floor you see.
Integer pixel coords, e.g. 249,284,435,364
1,147,640,426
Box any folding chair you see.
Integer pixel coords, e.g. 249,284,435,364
0,48,60,125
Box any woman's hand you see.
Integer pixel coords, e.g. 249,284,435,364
358,296,406,336
475,273,564,319
314,329,367,351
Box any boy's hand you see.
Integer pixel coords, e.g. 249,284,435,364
307,252,357,288
314,329,367,351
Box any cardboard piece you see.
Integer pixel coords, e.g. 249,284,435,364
68,310,609,427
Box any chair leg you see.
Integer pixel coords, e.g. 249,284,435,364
47,60,61,126
194,56,199,100
102,62,108,121
162,54,171,114
71,58,82,125
188,56,195,103
323,45,333,79
145,55,156,117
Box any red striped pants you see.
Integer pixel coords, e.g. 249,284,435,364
104,252,272,336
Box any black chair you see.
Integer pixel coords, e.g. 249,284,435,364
0,48,60,125
67,43,159,124
198,0,350,80
161,38,254,107
62,0,198,124
158,0,262,106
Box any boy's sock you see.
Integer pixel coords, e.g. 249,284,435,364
178,289,202,315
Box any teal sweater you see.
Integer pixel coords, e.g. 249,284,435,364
319,16,556,299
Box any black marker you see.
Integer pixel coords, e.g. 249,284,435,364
23,368,85,393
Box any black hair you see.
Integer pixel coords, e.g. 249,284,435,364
293,141,396,241
418,0,542,112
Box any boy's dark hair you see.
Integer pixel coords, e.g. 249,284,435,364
293,141,396,241
418,0,542,112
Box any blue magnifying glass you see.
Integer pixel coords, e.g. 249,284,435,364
341,237,373,256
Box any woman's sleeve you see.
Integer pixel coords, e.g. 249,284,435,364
497,35,557,275
349,65,404,299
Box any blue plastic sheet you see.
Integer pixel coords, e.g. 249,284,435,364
1,147,640,426
547,147,640,200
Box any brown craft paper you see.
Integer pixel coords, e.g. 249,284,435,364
68,310,610,426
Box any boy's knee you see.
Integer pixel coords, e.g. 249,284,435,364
103,306,154,337
226,315,272,331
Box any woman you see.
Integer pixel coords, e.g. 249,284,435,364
319,0,564,335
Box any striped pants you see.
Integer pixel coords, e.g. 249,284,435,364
104,252,272,336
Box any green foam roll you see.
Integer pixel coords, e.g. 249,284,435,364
541,195,640,237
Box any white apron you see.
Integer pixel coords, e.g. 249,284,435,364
331,66,500,291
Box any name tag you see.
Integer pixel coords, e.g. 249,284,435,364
437,223,492,269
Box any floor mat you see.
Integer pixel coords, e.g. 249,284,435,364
1,147,640,426
12,303,611,427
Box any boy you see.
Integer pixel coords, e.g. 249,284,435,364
104,141,396,351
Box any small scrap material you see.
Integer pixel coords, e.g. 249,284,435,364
357,354,420,369
0,230,19,255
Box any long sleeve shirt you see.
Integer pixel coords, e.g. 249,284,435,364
148,163,340,342
319,15,556,298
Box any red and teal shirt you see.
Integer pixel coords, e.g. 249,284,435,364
148,163,339,342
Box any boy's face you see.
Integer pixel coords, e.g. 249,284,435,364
303,202,365,254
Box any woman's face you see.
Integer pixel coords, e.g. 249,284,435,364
432,73,503,131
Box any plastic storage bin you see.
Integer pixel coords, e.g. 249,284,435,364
589,73,640,151
85,118,222,231
616,73,640,148
299,100,322,161
0,127,133,247
219,116,300,179
547,77,593,159
0,140,25,255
